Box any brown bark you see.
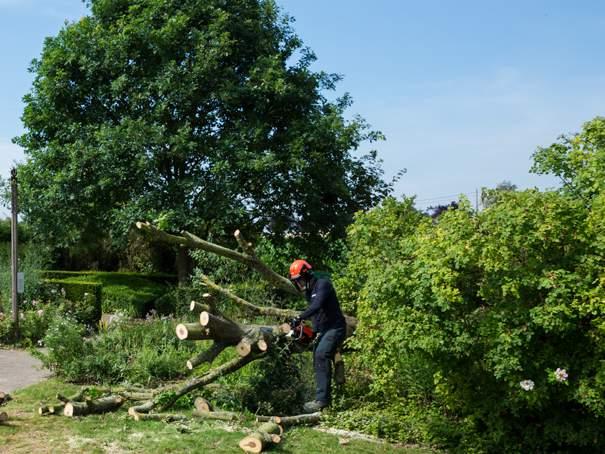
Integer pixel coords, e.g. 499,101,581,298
64,395,124,417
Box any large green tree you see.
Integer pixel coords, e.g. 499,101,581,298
15,0,392,265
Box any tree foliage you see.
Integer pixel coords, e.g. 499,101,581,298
336,119,605,450
14,0,392,262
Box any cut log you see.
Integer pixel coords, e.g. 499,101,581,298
194,397,212,413
119,391,154,401
130,411,188,423
236,327,274,357
257,412,322,427
0,412,8,423
175,323,212,341
64,395,124,417
255,415,282,424
187,342,228,369
199,311,243,343
189,301,211,314
192,410,241,421
0,392,12,406
239,422,283,453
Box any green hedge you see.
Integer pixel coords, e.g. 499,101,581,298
42,279,102,327
41,271,176,317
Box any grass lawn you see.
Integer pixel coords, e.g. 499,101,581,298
0,380,433,453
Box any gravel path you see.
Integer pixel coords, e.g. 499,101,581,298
0,349,50,393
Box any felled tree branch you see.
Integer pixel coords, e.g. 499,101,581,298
130,352,266,414
136,222,297,295
201,274,297,319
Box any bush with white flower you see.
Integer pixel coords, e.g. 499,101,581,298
339,139,605,453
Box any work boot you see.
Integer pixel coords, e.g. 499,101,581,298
303,400,328,413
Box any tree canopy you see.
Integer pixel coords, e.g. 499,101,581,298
14,0,392,262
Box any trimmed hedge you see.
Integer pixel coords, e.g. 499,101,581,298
40,271,177,317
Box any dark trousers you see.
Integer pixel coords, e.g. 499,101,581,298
313,326,346,404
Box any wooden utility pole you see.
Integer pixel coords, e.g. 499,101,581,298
10,167,19,334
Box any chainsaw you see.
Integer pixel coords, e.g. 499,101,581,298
286,322,315,347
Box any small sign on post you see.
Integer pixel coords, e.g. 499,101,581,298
17,272,24,294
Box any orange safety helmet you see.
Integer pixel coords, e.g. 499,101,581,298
289,259,313,280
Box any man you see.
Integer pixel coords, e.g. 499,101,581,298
289,259,347,413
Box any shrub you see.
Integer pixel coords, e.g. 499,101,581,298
0,302,61,347
40,316,194,385
40,279,102,327
338,192,605,451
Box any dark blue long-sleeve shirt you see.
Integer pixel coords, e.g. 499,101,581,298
298,277,346,333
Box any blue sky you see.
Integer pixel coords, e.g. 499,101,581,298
2,1,604,214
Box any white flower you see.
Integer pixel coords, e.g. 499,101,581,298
36,309,44,317
84,292,89,297
520,379,535,391
554,368,568,382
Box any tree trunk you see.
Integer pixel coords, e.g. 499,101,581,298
176,246,192,286
64,395,124,417
256,412,322,426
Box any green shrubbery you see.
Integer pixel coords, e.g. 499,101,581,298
40,316,195,385
40,271,176,316
337,193,605,450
